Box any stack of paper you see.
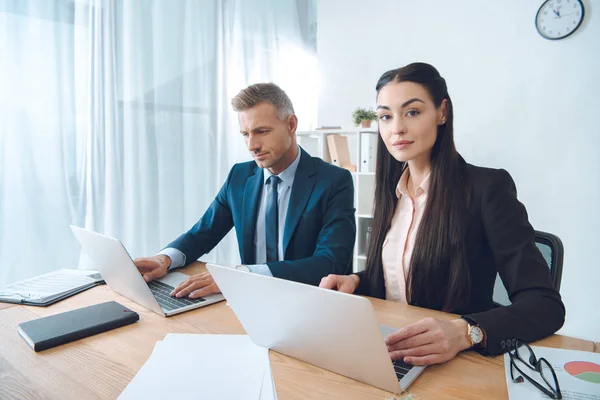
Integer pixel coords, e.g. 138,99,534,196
504,345,600,400
0,269,104,306
119,334,277,400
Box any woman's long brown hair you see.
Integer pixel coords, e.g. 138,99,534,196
366,62,472,312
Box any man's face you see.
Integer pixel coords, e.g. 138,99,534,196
238,102,297,172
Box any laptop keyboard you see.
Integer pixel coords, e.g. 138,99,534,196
147,280,206,312
392,358,414,380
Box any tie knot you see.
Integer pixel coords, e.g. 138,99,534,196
267,175,281,187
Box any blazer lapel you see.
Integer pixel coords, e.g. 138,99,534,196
283,149,316,255
242,166,264,264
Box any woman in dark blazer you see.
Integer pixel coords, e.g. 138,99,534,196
320,62,565,366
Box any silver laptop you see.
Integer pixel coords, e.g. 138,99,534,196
70,226,225,316
206,263,425,393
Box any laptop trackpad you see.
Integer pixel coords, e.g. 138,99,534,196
379,325,397,338
156,272,189,289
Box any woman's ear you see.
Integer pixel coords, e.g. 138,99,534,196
438,99,448,125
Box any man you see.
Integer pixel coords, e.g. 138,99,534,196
134,83,356,299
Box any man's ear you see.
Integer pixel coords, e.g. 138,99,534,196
287,114,298,135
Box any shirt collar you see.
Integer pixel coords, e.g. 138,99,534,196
263,147,302,188
396,167,431,199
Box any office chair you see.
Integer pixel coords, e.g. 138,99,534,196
492,230,564,306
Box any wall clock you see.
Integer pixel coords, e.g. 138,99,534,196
536,0,585,40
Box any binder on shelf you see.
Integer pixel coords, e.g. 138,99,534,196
327,134,356,172
360,132,377,173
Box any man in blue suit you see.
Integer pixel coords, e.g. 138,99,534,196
134,83,356,299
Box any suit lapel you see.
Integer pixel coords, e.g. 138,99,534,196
242,166,264,264
283,149,316,255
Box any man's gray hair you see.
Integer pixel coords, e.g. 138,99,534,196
231,83,295,119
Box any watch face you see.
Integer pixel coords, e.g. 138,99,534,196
470,326,484,344
536,0,584,40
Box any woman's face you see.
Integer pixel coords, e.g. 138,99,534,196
376,81,446,164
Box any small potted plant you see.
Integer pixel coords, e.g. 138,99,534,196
352,107,377,128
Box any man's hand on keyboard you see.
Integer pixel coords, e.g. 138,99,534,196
170,271,221,299
134,255,171,283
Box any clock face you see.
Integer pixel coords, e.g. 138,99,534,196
470,326,484,343
536,0,585,40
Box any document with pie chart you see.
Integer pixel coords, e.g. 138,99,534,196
564,360,600,384
504,345,600,399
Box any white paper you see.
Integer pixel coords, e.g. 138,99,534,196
504,345,600,400
160,333,277,399
0,269,102,302
259,352,277,400
161,334,277,400
119,334,270,400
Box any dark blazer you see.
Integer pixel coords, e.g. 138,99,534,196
355,164,565,356
167,148,356,286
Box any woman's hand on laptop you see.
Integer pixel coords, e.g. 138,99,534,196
384,317,472,366
170,272,221,299
318,274,360,293
134,255,171,282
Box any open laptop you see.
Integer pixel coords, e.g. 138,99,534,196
70,226,225,316
206,263,425,393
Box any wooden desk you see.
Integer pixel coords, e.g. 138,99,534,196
0,262,596,400
0,302,15,311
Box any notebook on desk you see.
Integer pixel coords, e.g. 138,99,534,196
0,268,105,306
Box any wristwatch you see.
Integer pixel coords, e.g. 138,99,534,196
235,265,250,272
462,317,485,348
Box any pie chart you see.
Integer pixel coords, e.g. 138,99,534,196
564,361,600,384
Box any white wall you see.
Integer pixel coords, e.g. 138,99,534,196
318,0,600,342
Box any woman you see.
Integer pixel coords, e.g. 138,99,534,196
320,62,565,366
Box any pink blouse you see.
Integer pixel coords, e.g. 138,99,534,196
382,168,431,303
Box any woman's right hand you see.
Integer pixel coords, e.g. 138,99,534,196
319,274,360,294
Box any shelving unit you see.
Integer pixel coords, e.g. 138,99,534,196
296,128,377,273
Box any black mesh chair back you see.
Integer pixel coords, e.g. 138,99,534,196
493,230,564,306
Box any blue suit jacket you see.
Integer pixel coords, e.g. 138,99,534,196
167,148,356,285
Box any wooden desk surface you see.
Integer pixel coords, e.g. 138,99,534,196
0,302,16,311
0,262,596,400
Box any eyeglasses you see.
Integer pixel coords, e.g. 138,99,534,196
508,338,562,399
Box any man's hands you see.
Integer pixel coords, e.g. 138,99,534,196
134,255,220,299
170,272,221,299
134,255,171,283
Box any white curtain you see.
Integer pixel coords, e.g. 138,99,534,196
0,0,88,287
0,0,318,288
